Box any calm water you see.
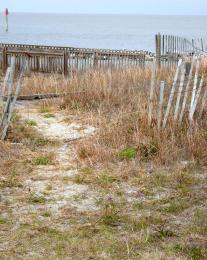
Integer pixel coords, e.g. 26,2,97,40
0,13,207,51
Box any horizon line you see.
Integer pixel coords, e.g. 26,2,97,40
3,11,207,16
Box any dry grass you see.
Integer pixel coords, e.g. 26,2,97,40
38,67,206,166
1,67,207,259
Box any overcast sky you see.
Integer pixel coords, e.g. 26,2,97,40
0,0,206,15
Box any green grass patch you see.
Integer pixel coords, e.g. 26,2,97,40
0,216,7,224
25,120,38,127
44,113,55,118
33,155,52,166
118,147,137,160
29,194,47,204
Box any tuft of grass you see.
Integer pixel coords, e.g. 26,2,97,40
39,106,52,114
118,147,137,160
161,199,189,214
33,154,53,166
174,244,207,260
44,113,55,118
29,194,47,204
25,120,38,127
0,216,7,224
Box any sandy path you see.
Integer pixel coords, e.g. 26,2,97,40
15,101,99,215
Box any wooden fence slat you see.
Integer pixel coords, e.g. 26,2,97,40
162,59,182,128
174,62,186,120
189,58,200,119
1,59,28,140
189,73,204,122
158,81,165,130
179,57,196,123
148,58,156,126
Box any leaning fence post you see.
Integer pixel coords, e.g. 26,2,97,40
189,73,204,122
2,47,8,73
156,33,161,68
148,58,156,126
158,81,165,131
179,56,196,123
174,62,186,120
1,59,28,140
190,58,200,109
162,59,182,128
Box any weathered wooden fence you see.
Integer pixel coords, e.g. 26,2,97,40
0,34,206,75
155,34,207,68
148,55,207,129
0,43,149,75
0,57,28,139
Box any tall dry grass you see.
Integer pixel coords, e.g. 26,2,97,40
20,67,207,165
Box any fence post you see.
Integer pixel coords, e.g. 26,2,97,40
63,50,68,76
156,33,161,68
93,52,98,68
2,47,8,73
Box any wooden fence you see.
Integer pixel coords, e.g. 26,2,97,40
0,34,206,75
155,34,207,68
0,43,149,75
148,55,207,129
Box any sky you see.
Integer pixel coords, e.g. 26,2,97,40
0,0,206,15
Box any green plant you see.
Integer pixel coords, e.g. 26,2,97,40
44,113,55,118
29,194,47,204
33,156,51,166
118,148,137,160
101,200,121,226
40,106,52,113
0,216,7,224
25,120,37,127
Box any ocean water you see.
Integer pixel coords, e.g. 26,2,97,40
0,13,206,52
